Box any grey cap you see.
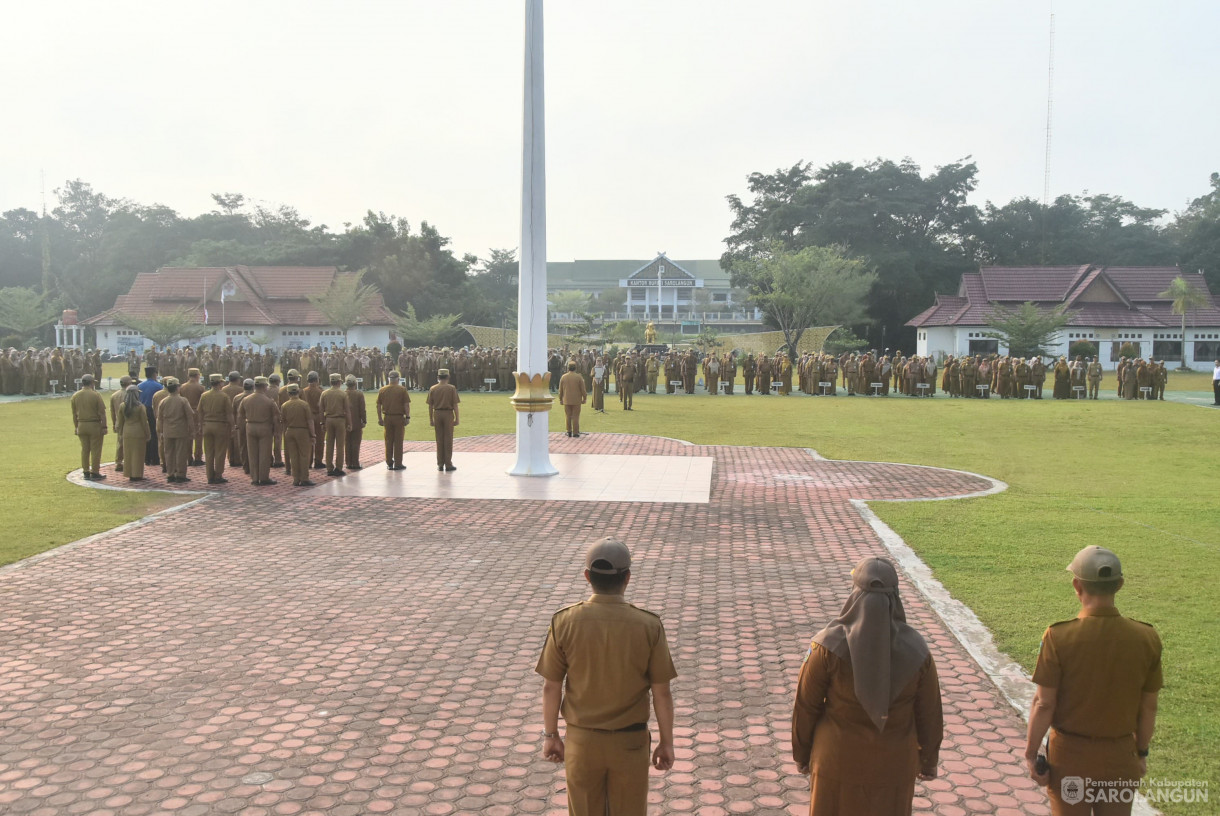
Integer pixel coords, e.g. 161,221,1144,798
586,537,631,575
1067,546,1123,582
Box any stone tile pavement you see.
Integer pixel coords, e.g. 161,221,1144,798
1,434,1049,815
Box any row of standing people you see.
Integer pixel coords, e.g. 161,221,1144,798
2,347,102,396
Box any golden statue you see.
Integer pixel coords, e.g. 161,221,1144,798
644,321,657,343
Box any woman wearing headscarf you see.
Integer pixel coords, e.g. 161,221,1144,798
792,556,943,815
114,385,151,481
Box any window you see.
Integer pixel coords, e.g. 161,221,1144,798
1152,340,1183,362
968,339,998,355
1195,341,1219,360
712,293,728,303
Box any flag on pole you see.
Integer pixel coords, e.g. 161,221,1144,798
203,306,209,324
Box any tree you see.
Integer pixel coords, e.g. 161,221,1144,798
549,290,591,316
250,332,274,351
607,320,645,344
596,287,627,313
306,271,379,345
724,158,980,348
1174,172,1220,296
695,326,722,354
1157,275,1210,369
729,244,874,359
210,193,246,215
394,303,462,347
119,307,212,348
0,286,59,340
982,302,1072,358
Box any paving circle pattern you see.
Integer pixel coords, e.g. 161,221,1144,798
0,434,1049,815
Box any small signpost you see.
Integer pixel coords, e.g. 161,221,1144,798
976,384,989,398
870,382,884,396
771,381,783,393
484,377,497,392
49,379,59,395
1139,387,1152,399
916,383,930,396
818,381,831,396
1025,385,1038,397
1073,386,1087,400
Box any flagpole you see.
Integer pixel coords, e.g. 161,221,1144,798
508,0,557,476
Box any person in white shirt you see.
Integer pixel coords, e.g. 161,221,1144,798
1212,359,1220,406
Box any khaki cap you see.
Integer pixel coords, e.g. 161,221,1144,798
330,373,342,383
254,376,269,386
345,375,357,385
208,373,223,384
586,537,631,575
285,383,300,394
437,368,450,378
287,369,300,378
1067,545,1123,582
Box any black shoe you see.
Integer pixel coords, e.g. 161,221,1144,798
129,476,146,482
572,433,580,438
393,464,407,471
271,461,284,468
385,461,393,468
566,431,572,437
93,471,106,479
178,477,191,483
348,464,363,470
312,463,326,470
444,465,457,472
438,465,444,471
298,481,316,487
262,479,277,485
82,471,95,480
115,465,123,473
161,465,167,472
331,470,346,477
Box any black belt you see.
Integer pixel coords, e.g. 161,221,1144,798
1053,727,1132,742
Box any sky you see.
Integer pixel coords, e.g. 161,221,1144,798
2,0,1217,263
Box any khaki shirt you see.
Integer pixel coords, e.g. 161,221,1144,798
346,388,366,426
198,388,235,427
71,388,107,427
426,382,460,411
280,397,314,433
237,391,281,430
377,384,410,418
319,386,350,420
157,394,196,439
535,594,677,731
557,371,587,406
1032,607,1163,738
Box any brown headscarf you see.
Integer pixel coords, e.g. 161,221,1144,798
811,557,930,731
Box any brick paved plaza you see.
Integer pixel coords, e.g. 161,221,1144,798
0,434,1049,815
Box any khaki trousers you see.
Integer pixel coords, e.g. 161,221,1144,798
433,410,455,467
1048,730,1142,816
564,727,650,816
246,422,273,483
203,423,229,481
122,432,145,479
324,417,347,471
383,417,405,466
164,436,189,479
77,421,104,474
284,428,312,485
346,425,363,467
312,420,325,464
564,404,581,435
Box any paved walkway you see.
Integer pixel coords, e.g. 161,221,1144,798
0,435,1049,815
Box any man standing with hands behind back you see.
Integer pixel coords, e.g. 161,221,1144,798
536,538,677,816
558,360,587,438
1025,546,1162,815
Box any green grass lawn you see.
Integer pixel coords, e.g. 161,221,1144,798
16,379,1220,812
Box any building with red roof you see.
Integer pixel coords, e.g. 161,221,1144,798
84,266,396,354
906,266,1220,369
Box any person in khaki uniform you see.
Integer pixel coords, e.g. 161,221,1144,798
179,368,206,465
558,360,588,438
344,375,367,469
377,371,410,470
156,378,197,483
537,538,677,816
319,373,352,476
279,383,316,487
792,556,942,816
197,374,235,484
221,371,244,466
237,377,281,486
70,374,109,480
1026,546,1162,816
277,370,303,474
114,385,150,481
267,373,284,467
426,369,460,471
1086,358,1103,400
109,375,132,473
301,371,326,469
231,379,254,473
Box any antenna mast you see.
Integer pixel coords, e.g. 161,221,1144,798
1040,8,1055,263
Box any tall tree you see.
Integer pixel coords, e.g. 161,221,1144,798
730,243,874,358
306,271,379,345
394,303,463,347
1175,172,1220,296
119,307,212,348
0,286,59,340
725,158,979,349
1157,275,1210,369
983,302,1072,358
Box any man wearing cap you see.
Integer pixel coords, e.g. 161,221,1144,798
267,373,284,467
198,373,234,484
109,375,132,473
319,373,352,476
70,374,109,480
536,538,677,816
426,369,459,471
180,368,206,465
156,378,196,483
344,375,366,470
232,379,255,473
279,383,316,487
1025,546,1162,815
278,369,302,473
221,371,244,467
377,371,410,470
558,360,587,438
236,377,281,485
